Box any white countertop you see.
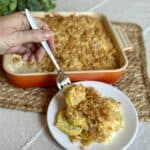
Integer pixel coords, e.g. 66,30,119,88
0,1,150,150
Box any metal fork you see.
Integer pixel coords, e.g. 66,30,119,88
25,9,71,90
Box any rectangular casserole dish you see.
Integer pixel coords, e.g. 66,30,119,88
2,12,132,88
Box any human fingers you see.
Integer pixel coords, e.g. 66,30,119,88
29,54,36,62
35,47,45,61
36,19,50,31
8,45,29,54
47,31,55,50
8,29,52,47
22,51,32,61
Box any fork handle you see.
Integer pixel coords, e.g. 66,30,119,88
41,41,60,71
25,9,60,71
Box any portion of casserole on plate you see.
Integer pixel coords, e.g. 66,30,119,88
10,14,120,73
56,84,124,146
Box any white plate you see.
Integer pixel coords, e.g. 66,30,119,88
47,81,139,150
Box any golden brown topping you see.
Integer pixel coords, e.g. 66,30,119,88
43,15,119,71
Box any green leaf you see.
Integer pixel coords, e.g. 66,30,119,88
17,0,28,11
2,7,10,15
0,0,9,8
0,0,17,15
0,0,56,15
27,0,43,11
27,0,56,11
9,0,17,12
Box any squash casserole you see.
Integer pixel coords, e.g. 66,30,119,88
56,84,124,146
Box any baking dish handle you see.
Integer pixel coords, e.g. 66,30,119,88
113,25,132,51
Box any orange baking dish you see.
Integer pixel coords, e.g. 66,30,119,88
2,12,132,88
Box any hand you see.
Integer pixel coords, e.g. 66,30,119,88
0,12,54,61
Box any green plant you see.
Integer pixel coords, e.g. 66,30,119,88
0,0,17,15
0,0,56,15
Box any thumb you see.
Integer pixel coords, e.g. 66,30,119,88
10,29,52,45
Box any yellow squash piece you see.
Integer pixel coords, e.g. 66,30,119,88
65,84,86,107
56,111,83,136
71,115,87,128
66,108,87,128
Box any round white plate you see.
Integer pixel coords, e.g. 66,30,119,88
47,81,139,150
